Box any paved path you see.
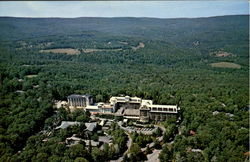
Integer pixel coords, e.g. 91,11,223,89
111,125,132,162
123,131,132,155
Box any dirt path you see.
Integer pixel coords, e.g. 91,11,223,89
132,42,145,51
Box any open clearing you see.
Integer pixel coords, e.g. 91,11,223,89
215,51,232,57
25,74,38,78
119,41,128,45
132,42,145,51
210,62,241,69
82,48,122,53
39,48,80,55
210,51,232,57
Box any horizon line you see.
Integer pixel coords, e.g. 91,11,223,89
0,14,249,20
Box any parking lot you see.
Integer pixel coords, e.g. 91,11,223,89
125,126,156,134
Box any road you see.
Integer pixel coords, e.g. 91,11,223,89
123,131,132,156
110,124,132,162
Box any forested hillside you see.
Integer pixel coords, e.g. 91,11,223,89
0,15,249,161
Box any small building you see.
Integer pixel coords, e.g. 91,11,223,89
66,136,82,146
98,136,112,144
98,103,115,113
85,105,99,114
56,121,81,129
84,140,99,147
85,122,97,132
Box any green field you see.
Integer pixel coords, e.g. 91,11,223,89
211,62,241,69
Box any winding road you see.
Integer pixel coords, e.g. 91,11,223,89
110,122,133,162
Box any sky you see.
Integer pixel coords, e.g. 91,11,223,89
0,1,248,18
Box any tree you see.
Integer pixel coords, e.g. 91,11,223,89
154,140,161,149
153,127,162,137
74,157,88,162
91,148,102,162
129,143,146,161
32,153,48,162
159,145,173,162
65,144,89,160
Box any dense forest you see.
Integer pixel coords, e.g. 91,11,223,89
0,15,249,161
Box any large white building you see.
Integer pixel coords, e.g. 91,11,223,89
109,95,180,121
67,94,180,121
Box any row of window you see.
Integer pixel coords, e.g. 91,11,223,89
151,107,177,112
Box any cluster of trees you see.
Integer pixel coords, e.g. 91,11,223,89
108,123,128,154
125,143,147,162
0,66,54,160
12,126,91,161
86,123,128,161
131,132,153,148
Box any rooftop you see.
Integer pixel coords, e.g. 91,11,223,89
84,140,99,147
148,104,178,109
110,96,142,103
123,109,140,116
56,121,81,129
67,94,92,99
98,136,112,143
85,122,97,132
85,105,99,110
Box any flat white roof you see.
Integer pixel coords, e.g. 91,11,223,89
150,110,178,114
110,96,141,102
85,105,99,109
148,104,178,108
141,99,153,105
124,116,140,119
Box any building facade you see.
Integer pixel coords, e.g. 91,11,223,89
67,94,93,109
110,96,141,110
67,94,180,121
110,95,180,122
139,104,180,122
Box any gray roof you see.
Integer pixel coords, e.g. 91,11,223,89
85,122,97,132
123,109,140,116
84,140,99,147
56,121,81,129
98,136,112,143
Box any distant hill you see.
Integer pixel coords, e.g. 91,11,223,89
0,15,248,48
